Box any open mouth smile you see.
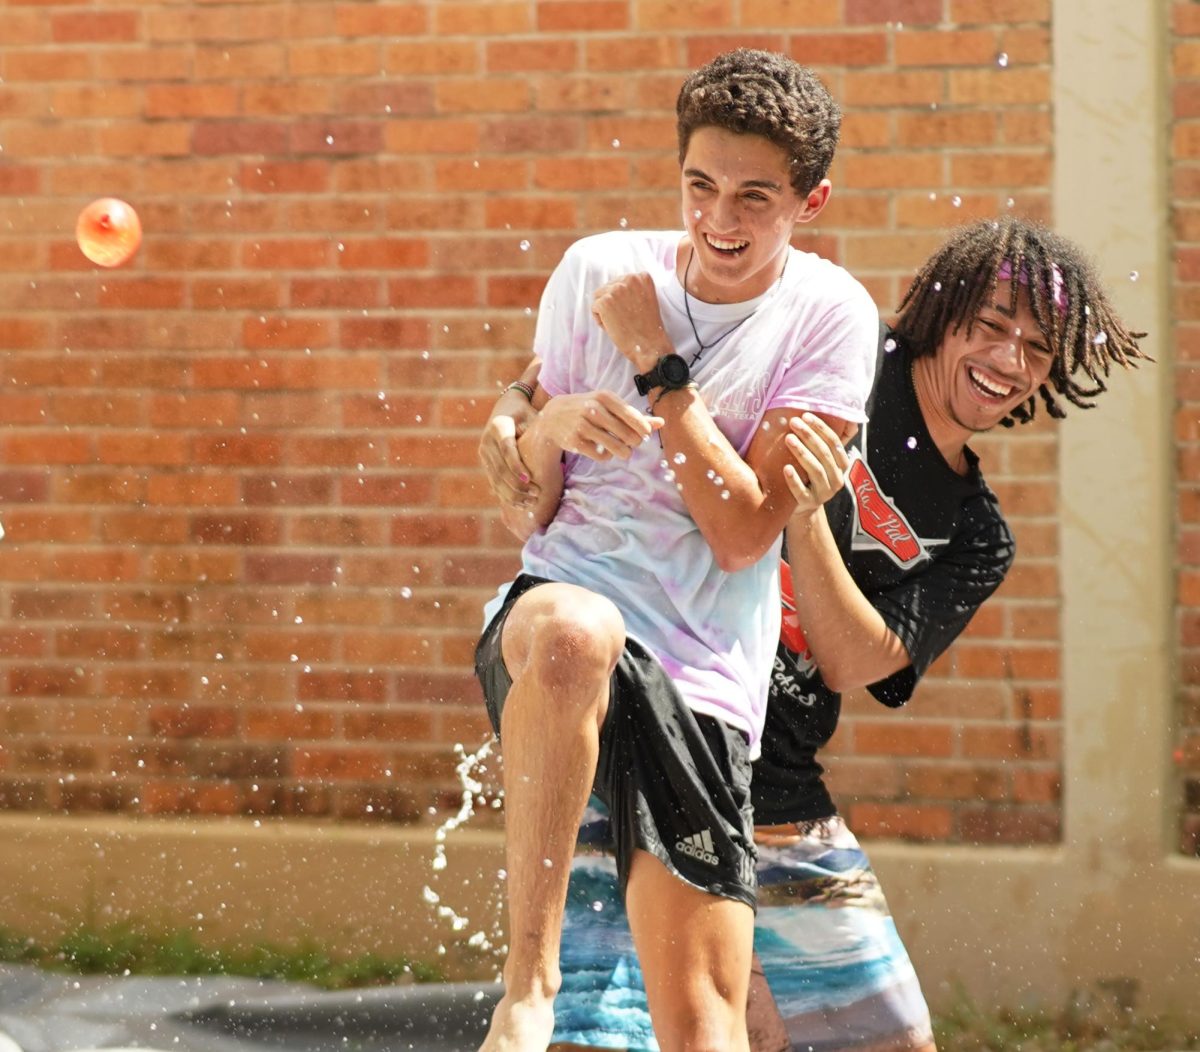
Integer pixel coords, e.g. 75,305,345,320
967,364,1018,402
704,233,749,256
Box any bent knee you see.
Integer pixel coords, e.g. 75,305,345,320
506,588,624,694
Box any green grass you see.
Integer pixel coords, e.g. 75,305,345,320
4,929,1197,1049
933,983,1200,1051
0,924,442,990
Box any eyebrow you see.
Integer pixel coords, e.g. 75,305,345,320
683,167,783,192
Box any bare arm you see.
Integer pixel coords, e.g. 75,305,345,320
479,359,543,510
779,416,908,691
499,385,564,541
485,371,663,542
785,509,909,692
655,388,852,573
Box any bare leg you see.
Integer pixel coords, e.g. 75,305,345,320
480,583,624,1052
626,849,755,1052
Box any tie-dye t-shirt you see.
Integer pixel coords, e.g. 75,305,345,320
484,230,878,750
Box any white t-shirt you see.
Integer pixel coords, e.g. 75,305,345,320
484,230,878,749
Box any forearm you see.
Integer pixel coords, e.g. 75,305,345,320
653,387,793,573
784,511,909,691
502,413,566,535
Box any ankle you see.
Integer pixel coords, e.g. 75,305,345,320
501,963,562,1003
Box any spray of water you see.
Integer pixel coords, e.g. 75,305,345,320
426,737,504,957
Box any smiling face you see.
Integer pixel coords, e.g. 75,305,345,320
679,125,828,304
933,280,1056,434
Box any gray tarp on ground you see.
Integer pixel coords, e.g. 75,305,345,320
0,964,498,1052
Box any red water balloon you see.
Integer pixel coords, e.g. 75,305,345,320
76,197,142,268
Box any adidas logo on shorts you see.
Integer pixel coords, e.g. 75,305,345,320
676,828,719,867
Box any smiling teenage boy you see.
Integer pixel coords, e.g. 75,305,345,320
472,49,878,1052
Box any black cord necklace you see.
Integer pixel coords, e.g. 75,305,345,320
681,248,788,366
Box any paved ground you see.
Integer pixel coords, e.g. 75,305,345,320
0,964,499,1052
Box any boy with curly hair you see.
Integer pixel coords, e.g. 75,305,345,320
473,49,879,1051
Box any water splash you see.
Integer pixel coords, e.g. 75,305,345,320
432,737,494,872
427,737,502,955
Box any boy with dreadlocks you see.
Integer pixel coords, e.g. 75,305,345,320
480,216,1147,1051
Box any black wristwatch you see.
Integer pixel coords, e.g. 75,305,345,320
634,353,691,397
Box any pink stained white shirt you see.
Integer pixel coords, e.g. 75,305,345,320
484,230,878,751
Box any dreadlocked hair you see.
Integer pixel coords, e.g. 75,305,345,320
894,216,1150,426
676,48,841,197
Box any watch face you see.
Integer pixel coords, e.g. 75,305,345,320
661,354,689,386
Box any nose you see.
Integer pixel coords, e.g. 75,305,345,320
709,191,739,233
990,334,1028,374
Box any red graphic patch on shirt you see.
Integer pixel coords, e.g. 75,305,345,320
848,458,921,563
779,557,812,657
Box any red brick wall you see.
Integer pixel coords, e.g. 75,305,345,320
0,1,1063,842
1174,1,1200,857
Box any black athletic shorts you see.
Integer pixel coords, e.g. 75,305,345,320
474,573,757,909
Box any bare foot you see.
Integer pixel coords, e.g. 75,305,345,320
478,993,556,1052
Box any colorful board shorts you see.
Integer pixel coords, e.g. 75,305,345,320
554,805,934,1052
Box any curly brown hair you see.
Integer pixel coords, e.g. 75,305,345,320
675,49,841,197
895,216,1150,425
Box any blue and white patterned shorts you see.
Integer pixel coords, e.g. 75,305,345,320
553,808,933,1052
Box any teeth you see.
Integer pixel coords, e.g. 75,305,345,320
968,366,1015,398
706,235,748,251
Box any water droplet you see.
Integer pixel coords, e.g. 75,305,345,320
672,452,686,465
884,337,897,353
951,195,962,207
996,52,1009,68
591,901,604,912
400,587,412,599
421,350,430,360
619,217,628,228
519,239,531,252
611,138,620,148
1129,270,1139,282
933,281,942,291
1006,197,1015,208
1093,331,1108,346
542,858,553,868
906,436,918,450
325,134,334,145
928,192,937,201
720,490,730,500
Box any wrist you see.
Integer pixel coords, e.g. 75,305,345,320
503,378,535,402
635,352,692,397
649,381,697,412
786,501,827,533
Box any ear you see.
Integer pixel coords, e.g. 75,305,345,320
796,179,832,224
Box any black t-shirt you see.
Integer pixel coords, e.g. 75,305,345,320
751,329,1016,824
